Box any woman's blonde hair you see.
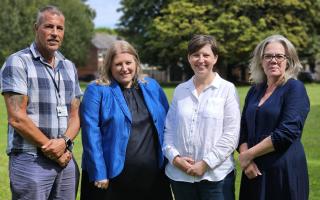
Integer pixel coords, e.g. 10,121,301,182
249,34,302,84
96,40,145,85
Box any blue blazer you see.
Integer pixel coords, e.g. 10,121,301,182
81,77,169,181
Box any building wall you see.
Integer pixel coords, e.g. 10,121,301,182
78,45,99,81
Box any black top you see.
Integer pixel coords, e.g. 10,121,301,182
111,86,159,191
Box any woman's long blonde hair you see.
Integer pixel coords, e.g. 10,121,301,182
96,40,145,85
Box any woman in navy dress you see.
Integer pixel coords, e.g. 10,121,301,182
238,35,310,200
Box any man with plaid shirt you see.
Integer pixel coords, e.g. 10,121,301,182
0,5,81,200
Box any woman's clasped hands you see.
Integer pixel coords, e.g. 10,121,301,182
239,150,262,179
173,156,209,177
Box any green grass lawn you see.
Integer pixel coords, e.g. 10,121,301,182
0,83,319,199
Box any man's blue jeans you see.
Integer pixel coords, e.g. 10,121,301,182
170,170,235,200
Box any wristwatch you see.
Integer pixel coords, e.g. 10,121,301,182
62,135,73,152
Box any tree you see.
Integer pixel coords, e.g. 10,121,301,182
0,0,95,66
117,0,170,64
118,0,320,79
146,0,215,77
56,0,95,66
0,0,39,65
95,27,118,35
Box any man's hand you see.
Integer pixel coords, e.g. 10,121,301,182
54,150,72,167
41,138,66,159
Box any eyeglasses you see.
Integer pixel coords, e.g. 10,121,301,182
262,54,287,62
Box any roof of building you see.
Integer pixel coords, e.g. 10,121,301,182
91,33,118,49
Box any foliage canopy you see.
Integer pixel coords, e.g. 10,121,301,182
118,0,320,78
0,0,95,66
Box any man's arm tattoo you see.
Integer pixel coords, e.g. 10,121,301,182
71,98,81,110
7,94,25,112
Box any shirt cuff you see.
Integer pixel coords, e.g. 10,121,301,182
164,146,180,165
203,152,220,169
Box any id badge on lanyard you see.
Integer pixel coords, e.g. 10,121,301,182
57,105,68,117
45,66,69,117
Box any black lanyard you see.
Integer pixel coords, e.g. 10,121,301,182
44,66,61,99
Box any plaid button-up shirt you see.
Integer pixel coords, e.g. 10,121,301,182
0,43,82,154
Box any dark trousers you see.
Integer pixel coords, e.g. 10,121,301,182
80,170,173,200
170,170,235,200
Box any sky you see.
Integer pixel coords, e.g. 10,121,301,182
85,0,122,28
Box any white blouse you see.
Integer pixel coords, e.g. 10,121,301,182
163,73,240,182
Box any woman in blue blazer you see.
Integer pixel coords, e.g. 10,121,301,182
80,40,172,200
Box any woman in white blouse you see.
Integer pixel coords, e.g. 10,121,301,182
163,34,240,200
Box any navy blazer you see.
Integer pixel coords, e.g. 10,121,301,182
81,77,169,181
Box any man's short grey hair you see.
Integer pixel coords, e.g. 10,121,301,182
36,5,64,25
